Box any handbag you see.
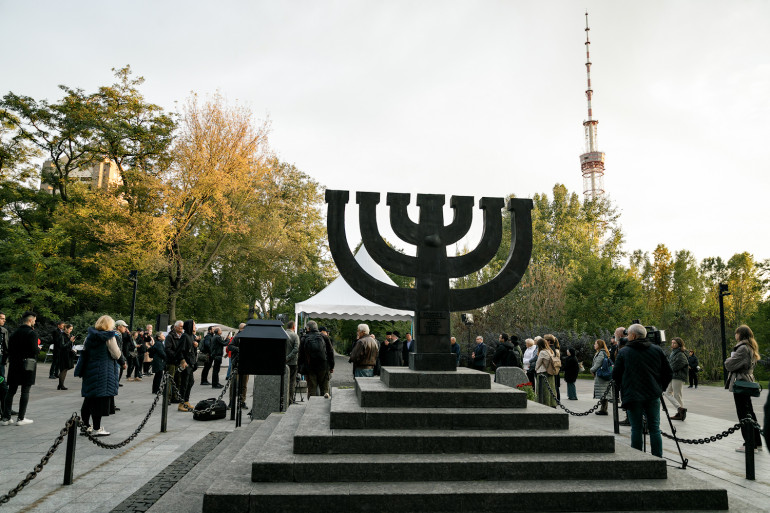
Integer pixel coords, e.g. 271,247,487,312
733,379,762,397
23,357,37,372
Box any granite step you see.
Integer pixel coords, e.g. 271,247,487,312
200,414,283,512
379,367,492,389
355,378,526,408
253,442,667,483
247,472,728,512
293,398,614,454
331,387,567,430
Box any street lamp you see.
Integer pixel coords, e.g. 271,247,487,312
718,283,731,386
461,313,474,363
128,270,138,331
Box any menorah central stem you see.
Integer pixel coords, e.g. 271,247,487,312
410,195,456,371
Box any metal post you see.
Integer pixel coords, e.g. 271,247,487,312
128,270,138,332
745,420,755,480
160,376,169,433
235,372,242,428
537,374,545,404
230,372,239,421
612,383,620,434
719,283,730,387
63,420,77,485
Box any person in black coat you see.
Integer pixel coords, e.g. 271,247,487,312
0,311,10,423
471,336,487,371
687,350,699,389
49,320,66,379
148,333,166,394
380,330,403,367
3,312,39,425
56,324,76,390
176,319,197,412
210,328,226,388
563,347,579,400
612,324,673,458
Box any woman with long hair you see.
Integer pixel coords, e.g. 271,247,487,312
664,337,689,421
725,325,763,452
74,315,126,436
590,339,611,415
544,334,561,401
534,337,557,408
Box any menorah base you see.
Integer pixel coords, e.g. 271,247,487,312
408,352,457,372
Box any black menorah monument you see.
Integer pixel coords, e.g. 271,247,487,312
325,189,533,371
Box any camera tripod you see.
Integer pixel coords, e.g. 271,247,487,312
642,396,688,469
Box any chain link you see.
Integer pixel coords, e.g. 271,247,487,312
191,363,235,416
539,375,614,416
78,373,166,449
661,417,765,445
0,415,77,505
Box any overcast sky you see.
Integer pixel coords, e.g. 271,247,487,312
2,1,769,265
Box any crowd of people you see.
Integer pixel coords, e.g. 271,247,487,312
0,311,767,459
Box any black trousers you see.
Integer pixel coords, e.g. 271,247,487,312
688,368,698,387
152,370,164,394
211,357,222,386
178,366,193,402
5,384,31,420
734,392,762,447
200,358,212,383
0,364,8,419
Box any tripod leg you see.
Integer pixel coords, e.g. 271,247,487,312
660,395,688,469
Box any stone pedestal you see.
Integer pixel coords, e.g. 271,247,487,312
494,367,529,388
250,365,289,420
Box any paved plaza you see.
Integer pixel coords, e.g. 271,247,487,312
0,360,767,512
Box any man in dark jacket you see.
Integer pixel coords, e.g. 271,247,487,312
612,323,673,457
298,321,334,397
471,336,487,371
116,320,133,383
402,333,414,367
177,320,197,412
492,333,516,370
199,326,214,385
380,330,403,367
165,322,183,403
210,328,225,388
0,312,10,423
3,312,39,425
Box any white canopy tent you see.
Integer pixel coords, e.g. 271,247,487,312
295,246,413,325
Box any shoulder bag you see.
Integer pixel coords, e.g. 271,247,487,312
23,357,37,372
733,379,762,397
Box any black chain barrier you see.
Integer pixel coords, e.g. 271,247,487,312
0,415,78,506
166,363,235,417
661,417,766,445
540,375,615,416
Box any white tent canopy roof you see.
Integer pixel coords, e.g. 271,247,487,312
295,246,413,322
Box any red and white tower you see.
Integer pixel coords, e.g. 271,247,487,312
580,11,605,201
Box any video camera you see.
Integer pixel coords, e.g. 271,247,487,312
629,319,666,346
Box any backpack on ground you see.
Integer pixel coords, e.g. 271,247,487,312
596,350,613,380
546,351,562,376
192,398,227,421
305,332,327,368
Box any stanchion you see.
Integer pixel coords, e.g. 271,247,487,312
235,372,243,428
63,419,77,485
612,383,620,434
230,372,239,421
745,420,755,480
161,375,169,433
537,374,545,404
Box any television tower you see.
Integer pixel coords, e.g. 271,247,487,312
580,11,605,201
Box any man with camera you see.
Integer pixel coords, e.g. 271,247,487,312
612,323,672,457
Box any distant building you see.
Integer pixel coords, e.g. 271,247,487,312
40,158,121,194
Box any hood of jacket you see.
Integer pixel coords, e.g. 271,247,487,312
627,339,652,350
183,320,195,336
85,326,118,348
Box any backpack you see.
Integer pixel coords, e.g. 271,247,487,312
192,398,227,421
305,332,327,368
546,350,562,376
506,346,523,368
596,350,613,380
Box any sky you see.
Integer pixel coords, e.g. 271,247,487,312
1,0,769,265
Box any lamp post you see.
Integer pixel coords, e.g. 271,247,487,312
461,313,474,364
128,270,138,331
718,283,731,386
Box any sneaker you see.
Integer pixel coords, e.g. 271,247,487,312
16,418,34,426
127,377,135,382
1,418,12,426
323,393,330,399
80,426,93,436
94,427,110,436
119,383,123,387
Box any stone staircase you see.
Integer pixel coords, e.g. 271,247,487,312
201,367,729,512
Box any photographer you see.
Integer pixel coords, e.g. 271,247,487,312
612,323,672,457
